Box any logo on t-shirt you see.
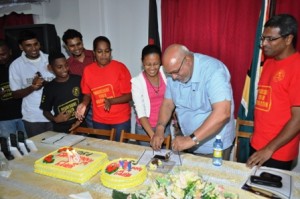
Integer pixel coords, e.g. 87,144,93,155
273,69,285,82
0,82,13,101
91,84,115,107
58,98,79,120
255,85,271,112
72,87,80,97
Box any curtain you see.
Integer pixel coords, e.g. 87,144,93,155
148,0,161,48
275,0,300,51
0,12,33,39
161,0,262,117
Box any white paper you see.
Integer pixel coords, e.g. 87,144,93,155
138,149,182,166
69,191,93,199
244,166,292,199
41,133,86,147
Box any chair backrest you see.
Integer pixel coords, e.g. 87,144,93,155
233,118,254,162
70,127,116,141
119,130,171,149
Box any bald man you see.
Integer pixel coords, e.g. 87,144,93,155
151,44,235,160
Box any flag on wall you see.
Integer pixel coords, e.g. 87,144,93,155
236,0,271,162
148,0,161,48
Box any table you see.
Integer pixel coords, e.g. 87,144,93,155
1,131,299,199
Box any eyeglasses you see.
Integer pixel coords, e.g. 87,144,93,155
167,57,186,75
260,34,289,42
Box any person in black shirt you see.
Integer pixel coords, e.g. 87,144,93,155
0,39,27,138
40,52,82,133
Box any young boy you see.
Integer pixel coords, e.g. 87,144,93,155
40,52,82,133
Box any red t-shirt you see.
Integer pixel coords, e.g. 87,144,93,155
251,52,300,161
67,49,94,76
81,60,131,124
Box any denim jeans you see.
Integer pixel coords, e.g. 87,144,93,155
135,123,171,147
93,119,131,142
0,119,27,138
85,105,93,128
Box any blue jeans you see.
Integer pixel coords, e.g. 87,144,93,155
85,105,93,128
0,119,27,138
93,119,131,142
135,123,171,147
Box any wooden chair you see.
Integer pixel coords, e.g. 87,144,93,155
70,127,116,141
233,118,254,162
119,130,171,149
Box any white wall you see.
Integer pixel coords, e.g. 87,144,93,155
30,0,149,132
32,0,148,77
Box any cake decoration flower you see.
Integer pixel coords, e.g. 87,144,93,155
43,154,55,163
106,162,119,174
58,147,73,153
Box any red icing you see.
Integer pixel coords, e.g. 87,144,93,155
53,151,94,168
110,165,142,177
132,166,142,171
114,169,132,177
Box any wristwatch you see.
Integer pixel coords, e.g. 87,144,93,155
189,133,200,145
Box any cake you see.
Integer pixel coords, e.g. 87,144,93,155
148,158,162,170
100,158,148,190
34,147,108,184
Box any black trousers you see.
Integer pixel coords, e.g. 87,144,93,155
249,145,293,171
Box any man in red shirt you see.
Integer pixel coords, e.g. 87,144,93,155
247,14,300,170
62,29,94,127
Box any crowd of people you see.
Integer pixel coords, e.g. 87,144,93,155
0,14,299,171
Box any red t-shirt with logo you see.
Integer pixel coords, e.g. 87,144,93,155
251,52,300,161
81,60,131,124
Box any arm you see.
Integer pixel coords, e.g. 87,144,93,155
131,76,154,137
247,106,300,168
150,98,175,150
172,100,231,151
12,75,45,99
43,110,71,123
139,117,155,138
104,93,132,111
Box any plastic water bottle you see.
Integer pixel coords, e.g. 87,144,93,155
212,135,223,166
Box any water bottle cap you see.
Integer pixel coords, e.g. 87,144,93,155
216,135,221,140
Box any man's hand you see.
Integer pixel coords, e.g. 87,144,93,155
31,75,44,90
54,111,71,123
172,135,195,151
75,103,87,122
150,132,165,150
246,147,274,168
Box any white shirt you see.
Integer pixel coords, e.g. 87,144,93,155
9,51,55,122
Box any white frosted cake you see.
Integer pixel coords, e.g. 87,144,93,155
34,147,108,184
100,158,147,190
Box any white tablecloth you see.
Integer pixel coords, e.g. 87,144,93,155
1,131,299,199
